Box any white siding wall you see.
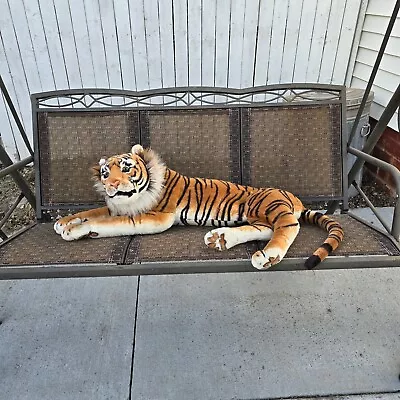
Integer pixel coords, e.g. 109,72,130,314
0,0,364,160
350,0,400,132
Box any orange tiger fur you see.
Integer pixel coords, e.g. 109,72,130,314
54,144,344,269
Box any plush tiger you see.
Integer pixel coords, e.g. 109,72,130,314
54,144,344,269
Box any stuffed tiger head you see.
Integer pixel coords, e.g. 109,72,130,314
93,144,166,216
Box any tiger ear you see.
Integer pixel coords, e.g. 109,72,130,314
131,144,144,157
92,164,101,178
92,157,106,178
98,157,107,166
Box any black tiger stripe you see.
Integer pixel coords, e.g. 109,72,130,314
321,242,333,254
279,190,294,207
253,197,273,217
217,184,240,221
224,191,247,221
137,175,150,193
327,233,343,243
176,175,191,208
276,223,300,229
264,202,291,218
203,182,220,223
247,189,272,209
238,202,245,222
180,190,191,225
215,182,232,220
252,221,272,230
159,171,181,211
271,211,293,224
219,193,239,221
312,212,324,225
198,185,214,225
194,178,204,223
252,191,276,215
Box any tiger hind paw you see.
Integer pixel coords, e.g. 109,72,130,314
204,230,228,251
204,228,239,251
251,249,282,270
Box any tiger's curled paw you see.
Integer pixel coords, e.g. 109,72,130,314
60,222,93,241
54,216,83,235
251,249,283,270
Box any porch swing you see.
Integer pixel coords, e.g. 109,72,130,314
0,1,399,279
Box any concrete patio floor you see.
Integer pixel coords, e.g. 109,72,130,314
0,208,399,400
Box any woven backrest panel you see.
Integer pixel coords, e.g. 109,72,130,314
140,108,241,183
37,111,140,207
241,104,343,198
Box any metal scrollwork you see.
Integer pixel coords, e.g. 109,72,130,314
36,86,342,109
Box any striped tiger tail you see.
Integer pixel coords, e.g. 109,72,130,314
300,210,344,269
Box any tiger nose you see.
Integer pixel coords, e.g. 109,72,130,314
108,179,120,188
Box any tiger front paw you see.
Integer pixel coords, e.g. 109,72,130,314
60,222,93,241
54,216,83,235
251,249,282,270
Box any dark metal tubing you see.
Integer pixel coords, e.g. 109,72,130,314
347,0,400,146
328,82,400,214
35,100,344,113
1,254,400,280
328,83,400,215
31,83,344,101
0,229,7,241
31,85,343,114
340,86,349,210
348,83,400,186
0,155,33,179
351,181,392,234
31,95,43,220
328,0,400,211
31,84,344,114
0,74,34,156
0,144,36,209
0,192,24,232
348,146,400,240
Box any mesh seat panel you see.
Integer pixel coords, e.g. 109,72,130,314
0,224,129,266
